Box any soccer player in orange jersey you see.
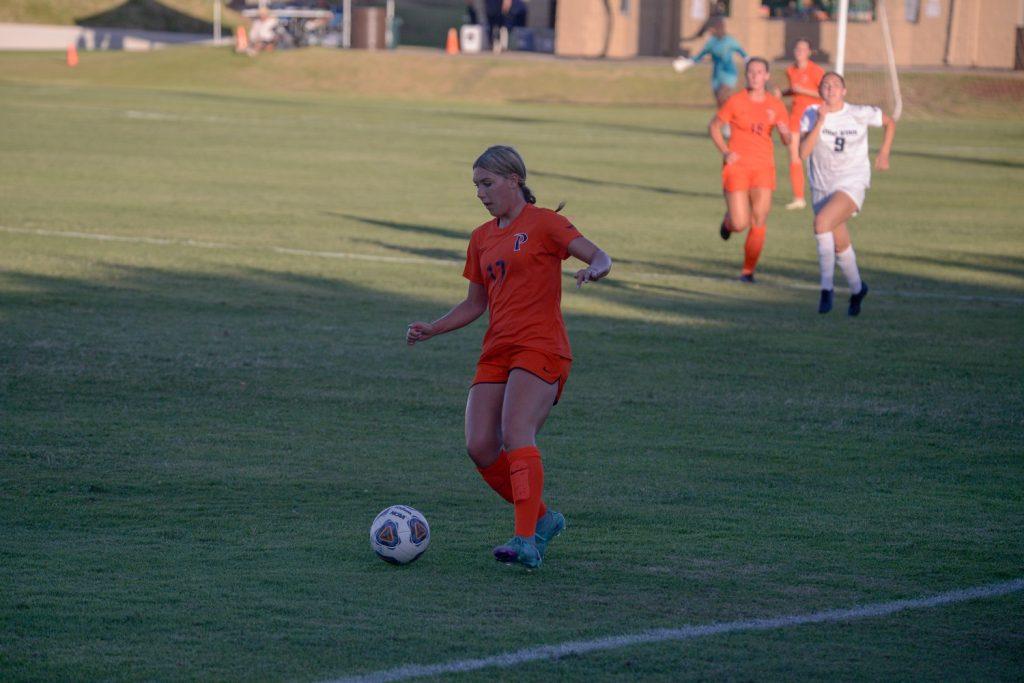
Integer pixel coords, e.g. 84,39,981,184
709,57,792,282
779,39,825,210
406,145,612,570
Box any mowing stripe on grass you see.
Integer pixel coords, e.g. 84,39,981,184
3,225,1023,304
328,578,1024,682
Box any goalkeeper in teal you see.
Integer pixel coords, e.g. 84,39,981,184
691,17,748,106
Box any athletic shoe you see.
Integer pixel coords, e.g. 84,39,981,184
848,281,869,317
818,289,834,314
785,198,807,210
493,536,542,570
719,220,731,241
534,511,566,557
739,273,755,283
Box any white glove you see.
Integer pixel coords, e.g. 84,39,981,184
672,57,694,73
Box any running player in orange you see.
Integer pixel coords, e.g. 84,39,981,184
778,39,825,210
406,145,612,570
709,57,792,282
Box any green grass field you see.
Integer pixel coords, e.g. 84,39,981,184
1,48,1023,681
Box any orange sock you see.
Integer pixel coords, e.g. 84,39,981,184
477,450,546,518
507,446,544,538
742,225,767,275
789,162,804,200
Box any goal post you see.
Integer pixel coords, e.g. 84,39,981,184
834,0,904,121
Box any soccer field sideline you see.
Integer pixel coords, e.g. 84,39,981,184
4,225,1023,305
329,577,1024,682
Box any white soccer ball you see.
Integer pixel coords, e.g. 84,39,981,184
672,56,694,73
369,505,431,565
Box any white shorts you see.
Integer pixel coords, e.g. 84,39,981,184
811,184,867,215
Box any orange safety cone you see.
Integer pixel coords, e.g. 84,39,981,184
445,27,459,55
235,25,249,54
66,43,79,67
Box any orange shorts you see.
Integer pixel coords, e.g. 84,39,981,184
790,103,811,133
472,345,572,404
722,162,776,192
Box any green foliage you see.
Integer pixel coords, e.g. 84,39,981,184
0,49,1022,680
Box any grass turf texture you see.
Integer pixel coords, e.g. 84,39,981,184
1,48,1023,680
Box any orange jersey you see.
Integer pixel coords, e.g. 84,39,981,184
716,90,789,168
463,204,582,359
786,61,825,112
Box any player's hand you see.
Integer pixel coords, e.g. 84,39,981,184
406,321,435,346
874,153,890,171
724,151,740,165
575,266,605,288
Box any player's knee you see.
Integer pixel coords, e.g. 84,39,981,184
466,437,500,466
732,216,751,232
813,216,831,234
500,423,536,452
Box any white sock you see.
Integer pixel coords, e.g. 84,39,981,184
836,246,862,294
815,232,835,290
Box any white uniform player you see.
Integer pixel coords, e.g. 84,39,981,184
798,71,895,317
800,103,884,214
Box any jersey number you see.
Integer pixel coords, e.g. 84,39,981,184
834,137,846,152
752,123,765,136
486,259,506,281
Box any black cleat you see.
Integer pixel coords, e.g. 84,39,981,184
848,281,868,317
739,273,755,283
818,289,834,314
719,221,731,241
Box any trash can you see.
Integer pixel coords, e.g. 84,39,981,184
352,6,386,49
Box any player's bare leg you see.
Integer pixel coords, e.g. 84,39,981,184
492,369,560,569
740,187,772,281
785,137,807,210
812,192,864,313
722,190,751,240
465,382,505,468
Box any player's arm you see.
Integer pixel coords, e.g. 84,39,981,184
709,115,737,164
776,120,793,146
568,236,611,287
799,110,826,161
691,44,711,63
789,84,819,98
406,282,487,345
875,113,896,170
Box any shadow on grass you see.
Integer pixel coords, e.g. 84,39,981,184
532,169,721,200
331,213,471,242
893,149,1024,171
2,255,1023,682
437,109,709,140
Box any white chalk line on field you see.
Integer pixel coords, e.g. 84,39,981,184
2,225,1022,305
326,578,1024,683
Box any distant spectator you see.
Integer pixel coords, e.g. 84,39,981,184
500,0,527,31
485,0,503,47
248,7,280,54
464,0,480,25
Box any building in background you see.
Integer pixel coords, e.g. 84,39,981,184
553,0,1024,69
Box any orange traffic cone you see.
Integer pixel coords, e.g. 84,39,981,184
445,27,459,55
66,43,79,67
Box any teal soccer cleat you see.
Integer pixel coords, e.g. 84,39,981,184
534,511,566,558
493,536,542,570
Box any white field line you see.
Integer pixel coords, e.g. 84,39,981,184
2,225,1022,304
327,578,1024,683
